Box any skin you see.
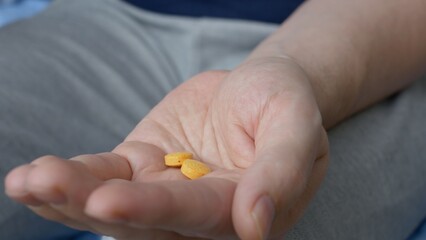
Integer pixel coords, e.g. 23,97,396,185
5,0,426,239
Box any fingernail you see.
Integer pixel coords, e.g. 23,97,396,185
251,195,275,240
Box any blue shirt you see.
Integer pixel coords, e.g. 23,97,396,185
123,0,305,23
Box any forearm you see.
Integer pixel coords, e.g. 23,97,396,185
248,0,426,128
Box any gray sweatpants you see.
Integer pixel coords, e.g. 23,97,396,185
1,0,425,239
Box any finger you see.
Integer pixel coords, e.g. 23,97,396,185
233,102,324,240
113,141,191,182
25,155,102,206
70,152,132,181
21,156,162,238
29,205,93,232
73,141,167,182
85,178,237,238
28,205,208,240
5,164,43,206
24,140,171,207
5,158,108,233
112,141,170,181
29,205,200,240
23,155,107,233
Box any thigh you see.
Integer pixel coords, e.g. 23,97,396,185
287,77,426,240
0,0,186,238
0,0,185,166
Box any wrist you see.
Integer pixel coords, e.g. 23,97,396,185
246,38,364,129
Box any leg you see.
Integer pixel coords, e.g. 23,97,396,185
0,0,188,238
286,78,426,239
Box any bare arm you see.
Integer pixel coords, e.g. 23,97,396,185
249,0,426,128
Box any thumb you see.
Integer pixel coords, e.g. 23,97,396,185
232,107,324,240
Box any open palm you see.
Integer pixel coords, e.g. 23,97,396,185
6,57,329,240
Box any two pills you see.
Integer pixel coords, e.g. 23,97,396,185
164,152,211,179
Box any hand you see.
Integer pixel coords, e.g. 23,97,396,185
5,57,329,240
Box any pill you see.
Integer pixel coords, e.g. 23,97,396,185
164,152,193,167
181,159,211,179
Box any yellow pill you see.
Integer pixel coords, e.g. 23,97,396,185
164,152,193,167
181,159,211,180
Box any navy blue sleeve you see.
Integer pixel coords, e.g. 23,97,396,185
123,0,304,24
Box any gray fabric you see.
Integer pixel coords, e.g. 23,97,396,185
0,0,425,239
289,81,426,239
